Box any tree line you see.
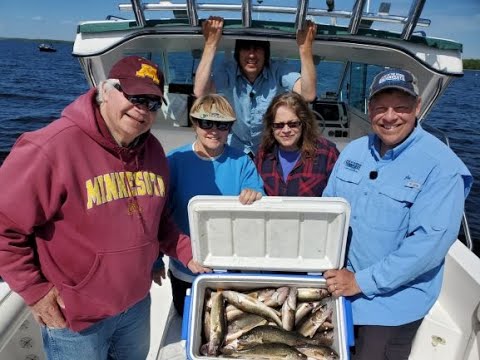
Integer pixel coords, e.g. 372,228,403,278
463,59,480,70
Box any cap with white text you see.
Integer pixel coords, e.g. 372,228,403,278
369,69,419,100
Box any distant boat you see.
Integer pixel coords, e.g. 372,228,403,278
38,43,56,52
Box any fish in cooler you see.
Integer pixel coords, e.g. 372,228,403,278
221,342,307,359
225,313,268,343
281,287,297,331
297,344,340,360
297,304,333,338
226,325,332,350
297,288,330,302
201,291,226,356
198,285,339,359
222,290,283,327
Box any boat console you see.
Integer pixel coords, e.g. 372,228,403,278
312,99,349,138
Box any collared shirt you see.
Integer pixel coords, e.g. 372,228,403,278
323,125,473,326
256,138,339,196
213,60,300,155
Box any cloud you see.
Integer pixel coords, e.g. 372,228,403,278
32,16,44,21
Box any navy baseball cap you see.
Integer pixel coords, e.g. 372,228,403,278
369,69,419,100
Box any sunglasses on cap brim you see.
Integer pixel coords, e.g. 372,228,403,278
193,118,233,131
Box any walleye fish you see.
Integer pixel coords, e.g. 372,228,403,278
226,304,245,322
281,287,297,331
247,288,274,300
225,313,268,343
297,288,330,302
295,301,320,326
227,325,329,350
222,290,283,327
311,329,334,347
321,321,334,330
203,288,213,342
204,288,213,309
222,343,307,359
296,344,339,360
206,291,226,356
259,286,290,307
203,309,211,343
298,306,333,338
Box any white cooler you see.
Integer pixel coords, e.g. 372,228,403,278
181,195,354,359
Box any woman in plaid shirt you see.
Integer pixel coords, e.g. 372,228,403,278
255,92,339,196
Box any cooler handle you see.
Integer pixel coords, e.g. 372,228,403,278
181,292,192,340
343,297,355,349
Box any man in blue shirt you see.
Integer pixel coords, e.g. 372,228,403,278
323,69,473,360
194,16,317,156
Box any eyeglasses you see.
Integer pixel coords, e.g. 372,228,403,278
194,118,233,131
272,120,302,130
114,84,162,112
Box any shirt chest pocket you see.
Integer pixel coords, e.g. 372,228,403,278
334,170,362,194
366,184,420,232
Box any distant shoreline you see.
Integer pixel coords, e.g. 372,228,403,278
1,37,479,69
464,59,480,70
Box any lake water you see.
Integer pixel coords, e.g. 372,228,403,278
0,38,479,256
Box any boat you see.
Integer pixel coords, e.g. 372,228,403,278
38,43,57,52
1,0,479,359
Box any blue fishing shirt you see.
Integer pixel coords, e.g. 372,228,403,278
167,143,265,283
323,125,473,325
213,61,300,155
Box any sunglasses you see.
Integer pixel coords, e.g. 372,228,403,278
272,120,302,130
114,84,162,112
194,118,233,131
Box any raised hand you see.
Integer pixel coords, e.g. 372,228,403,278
202,16,224,47
297,20,317,50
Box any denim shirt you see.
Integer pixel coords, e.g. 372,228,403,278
213,60,300,155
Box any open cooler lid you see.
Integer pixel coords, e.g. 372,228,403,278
188,196,350,273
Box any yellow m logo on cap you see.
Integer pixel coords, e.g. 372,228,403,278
136,64,160,84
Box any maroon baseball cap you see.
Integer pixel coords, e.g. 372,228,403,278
108,56,164,98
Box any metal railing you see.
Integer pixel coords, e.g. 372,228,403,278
422,123,474,251
118,0,431,34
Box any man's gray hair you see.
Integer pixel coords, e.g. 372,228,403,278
96,79,121,104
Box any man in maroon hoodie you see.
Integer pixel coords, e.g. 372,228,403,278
0,56,208,359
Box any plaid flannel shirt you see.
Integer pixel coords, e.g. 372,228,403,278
255,137,339,196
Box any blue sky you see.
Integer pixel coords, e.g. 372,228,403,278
1,0,479,58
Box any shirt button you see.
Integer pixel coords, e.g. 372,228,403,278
364,192,367,195
353,216,357,220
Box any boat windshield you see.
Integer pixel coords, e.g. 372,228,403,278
138,49,388,116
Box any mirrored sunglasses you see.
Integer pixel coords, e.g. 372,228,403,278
194,118,233,131
272,120,302,130
114,84,163,112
